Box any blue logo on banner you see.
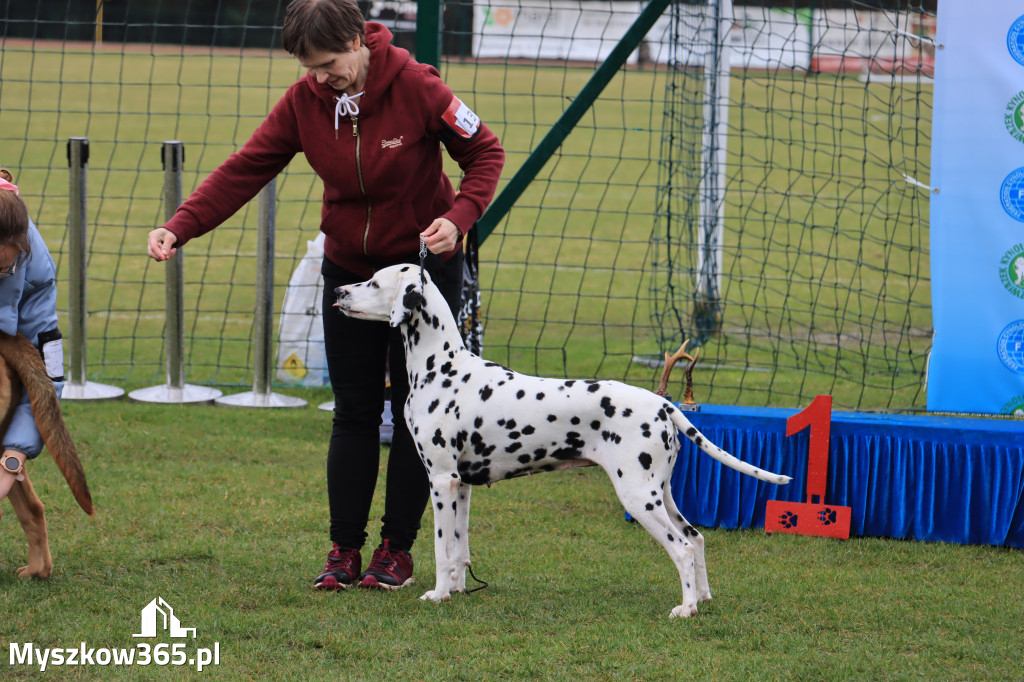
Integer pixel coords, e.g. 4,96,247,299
997,319,1024,373
1000,167,1024,221
1010,16,1024,66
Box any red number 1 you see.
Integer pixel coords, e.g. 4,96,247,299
786,394,832,505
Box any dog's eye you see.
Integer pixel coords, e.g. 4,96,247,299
369,281,380,289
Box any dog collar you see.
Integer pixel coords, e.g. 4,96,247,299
0,453,25,476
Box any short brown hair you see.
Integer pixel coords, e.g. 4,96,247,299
0,169,31,256
282,0,366,59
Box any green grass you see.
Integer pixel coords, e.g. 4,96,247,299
0,42,934,411
1,400,1021,680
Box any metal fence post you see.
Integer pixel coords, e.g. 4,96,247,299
216,180,306,408
129,141,222,404
61,136,125,401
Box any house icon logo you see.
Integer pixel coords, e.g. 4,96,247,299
132,597,196,638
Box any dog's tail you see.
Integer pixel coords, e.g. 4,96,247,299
669,406,791,485
0,333,94,515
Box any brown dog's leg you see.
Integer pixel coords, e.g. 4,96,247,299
7,470,53,579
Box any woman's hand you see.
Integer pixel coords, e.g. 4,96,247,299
420,218,461,255
147,228,179,261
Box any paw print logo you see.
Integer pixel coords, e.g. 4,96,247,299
817,508,837,526
778,511,798,529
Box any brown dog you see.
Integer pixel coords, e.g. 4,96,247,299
0,331,92,578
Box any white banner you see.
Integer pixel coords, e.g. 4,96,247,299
928,5,1024,414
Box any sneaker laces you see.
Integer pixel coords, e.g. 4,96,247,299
325,544,358,573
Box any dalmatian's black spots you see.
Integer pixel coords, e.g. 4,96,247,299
461,373,472,383
423,371,436,385
570,416,581,425
402,289,426,315
474,416,484,429
564,380,576,388
602,431,622,444
646,503,655,511
440,361,454,376
657,407,669,421
479,385,493,401
432,430,445,448
536,392,545,400
533,448,548,461
564,432,585,450
685,427,698,438
441,378,453,389
641,423,652,438
547,415,557,422
682,525,700,538
469,432,496,457
437,501,444,510
667,533,675,543
551,447,582,461
509,431,521,440
622,408,633,418
505,442,523,454
428,399,440,413
600,396,616,417
426,355,436,371
587,383,601,393
639,453,653,470
445,400,456,414
516,390,526,400
590,420,601,430
522,425,535,435
616,469,623,478
517,454,531,464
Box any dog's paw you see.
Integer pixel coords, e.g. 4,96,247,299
420,590,451,602
669,604,698,619
16,564,52,580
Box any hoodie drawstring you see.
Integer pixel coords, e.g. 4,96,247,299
334,92,364,138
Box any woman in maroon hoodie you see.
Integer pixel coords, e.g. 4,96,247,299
147,0,504,591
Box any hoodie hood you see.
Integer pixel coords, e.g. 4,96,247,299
304,22,411,120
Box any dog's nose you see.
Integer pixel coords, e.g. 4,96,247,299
334,286,350,299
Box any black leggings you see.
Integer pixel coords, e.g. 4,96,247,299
320,252,464,552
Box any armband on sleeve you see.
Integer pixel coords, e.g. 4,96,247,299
38,328,65,381
441,96,481,141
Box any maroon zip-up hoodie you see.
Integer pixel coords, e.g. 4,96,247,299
163,23,504,278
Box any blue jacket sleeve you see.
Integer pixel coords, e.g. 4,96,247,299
2,222,63,459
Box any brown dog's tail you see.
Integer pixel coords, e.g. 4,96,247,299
0,332,93,515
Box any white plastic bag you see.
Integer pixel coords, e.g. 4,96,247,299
276,232,329,386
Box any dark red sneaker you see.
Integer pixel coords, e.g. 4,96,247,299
357,539,414,590
313,543,361,590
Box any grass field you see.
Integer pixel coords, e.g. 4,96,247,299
1,400,1022,680
0,39,933,411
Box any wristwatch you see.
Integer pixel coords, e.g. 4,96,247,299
0,454,25,476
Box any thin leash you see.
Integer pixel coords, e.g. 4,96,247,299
419,234,488,595
466,564,489,593
419,236,428,292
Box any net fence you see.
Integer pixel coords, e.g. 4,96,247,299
0,0,936,410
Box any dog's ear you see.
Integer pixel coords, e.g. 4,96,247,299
390,283,425,327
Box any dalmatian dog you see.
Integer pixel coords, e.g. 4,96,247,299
334,264,791,618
